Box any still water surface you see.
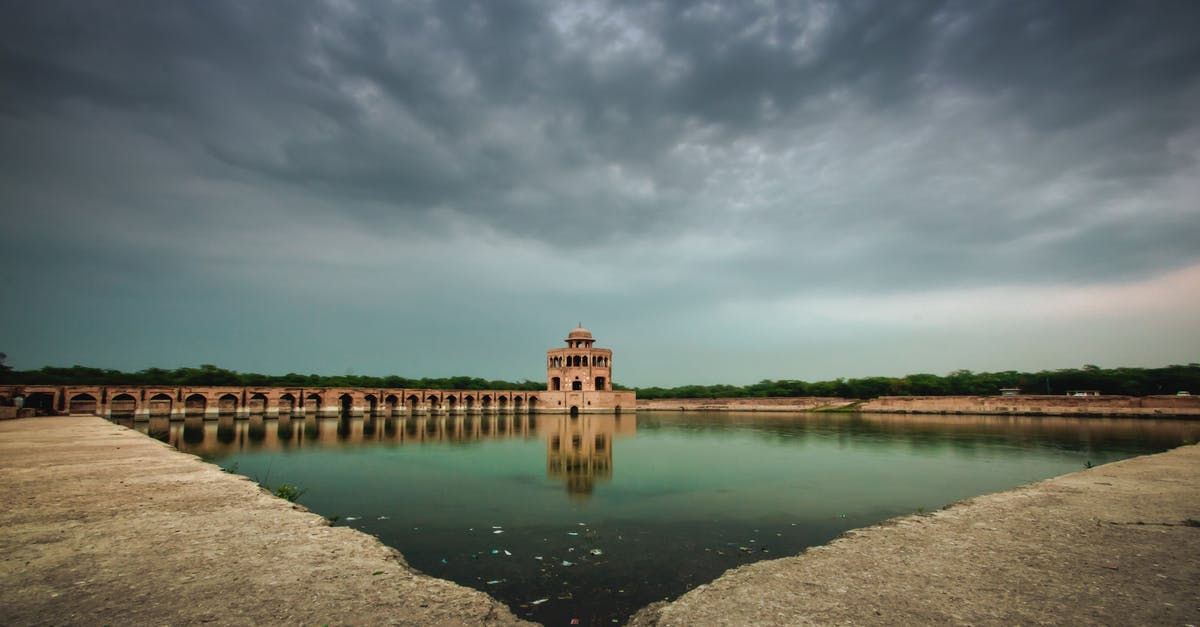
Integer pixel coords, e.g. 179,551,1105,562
126,411,1200,625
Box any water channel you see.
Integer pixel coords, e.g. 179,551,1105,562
120,411,1200,625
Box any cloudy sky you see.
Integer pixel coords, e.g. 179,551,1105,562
2,1,1198,386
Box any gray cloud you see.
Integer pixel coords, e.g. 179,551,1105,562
1,0,1198,381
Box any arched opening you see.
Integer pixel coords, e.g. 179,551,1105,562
69,393,98,415
218,393,238,416
465,396,476,411
385,394,399,416
447,396,458,413
339,394,353,416
365,394,378,415
481,395,492,411
110,393,137,418
572,379,583,391
20,392,56,414
614,405,622,415
184,394,207,418
249,393,268,414
407,394,420,413
279,393,296,415
427,395,440,412
149,393,172,417
528,396,538,412
498,397,508,412
595,376,606,391
552,377,561,391
305,393,322,414
569,405,579,417
513,397,523,412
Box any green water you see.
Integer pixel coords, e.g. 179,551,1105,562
129,411,1200,625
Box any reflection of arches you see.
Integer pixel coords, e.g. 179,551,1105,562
149,393,172,417
305,393,322,414
110,393,137,417
279,393,296,414
185,394,207,418
249,393,268,414
572,379,582,391
69,393,98,415
218,393,238,415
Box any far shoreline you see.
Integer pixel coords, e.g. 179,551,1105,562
637,393,1200,417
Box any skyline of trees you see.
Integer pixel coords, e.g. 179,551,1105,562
2,362,1196,399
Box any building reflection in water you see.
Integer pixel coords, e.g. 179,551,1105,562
120,412,637,499
547,414,636,499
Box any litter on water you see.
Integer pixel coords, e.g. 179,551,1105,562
589,548,604,556
534,556,543,560
486,580,502,585
493,530,505,534
504,550,512,556
377,516,389,520
344,516,359,521
562,560,575,567
567,532,579,536
530,598,549,605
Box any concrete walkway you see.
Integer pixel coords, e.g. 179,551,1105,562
631,443,1200,625
0,416,530,626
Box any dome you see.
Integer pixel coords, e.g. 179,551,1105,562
567,325,593,340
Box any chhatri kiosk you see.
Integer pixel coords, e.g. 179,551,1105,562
542,325,635,414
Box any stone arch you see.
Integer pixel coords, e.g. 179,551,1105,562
339,393,353,415
512,396,523,412
110,393,138,417
407,394,420,412
69,393,98,415
249,393,269,414
365,393,378,415
569,405,579,417
279,393,296,414
385,394,399,415
528,396,538,412
185,393,207,418
427,394,440,411
305,393,322,414
465,395,476,411
148,393,172,417
446,395,458,412
497,396,508,411
218,393,238,415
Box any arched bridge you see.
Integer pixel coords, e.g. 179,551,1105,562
0,385,555,420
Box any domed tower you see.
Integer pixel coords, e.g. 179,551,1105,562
547,324,613,392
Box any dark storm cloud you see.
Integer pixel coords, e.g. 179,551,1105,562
2,0,1199,293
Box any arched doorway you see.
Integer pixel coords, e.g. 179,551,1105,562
339,394,353,416
512,397,523,412
528,396,538,412
69,393,98,415
184,394,207,418
407,394,420,413
498,396,508,412
569,405,579,417
249,393,268,414
110,393,137,418
148,393,172,417
481,395,492,412
446,396,457,413
365,394,378,415
218,393,238,416
385,394,399,416
278,393,296,415
305,393,322,415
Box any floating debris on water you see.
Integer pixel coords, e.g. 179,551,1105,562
493,530,505,534
504,550,512,556
344,516,359,521
377,516,389,520
530,598,549,605
567,532,579,536
589,548,604,556
562,560,575,567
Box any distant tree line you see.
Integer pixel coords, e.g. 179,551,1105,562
0,363,545,391
632,363,1200,399
2,361,1196,399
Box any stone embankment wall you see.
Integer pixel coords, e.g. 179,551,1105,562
637,397,854,412
860,394,1200,417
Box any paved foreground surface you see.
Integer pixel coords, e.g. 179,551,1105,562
631,442,1200,625
0,416,529,626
